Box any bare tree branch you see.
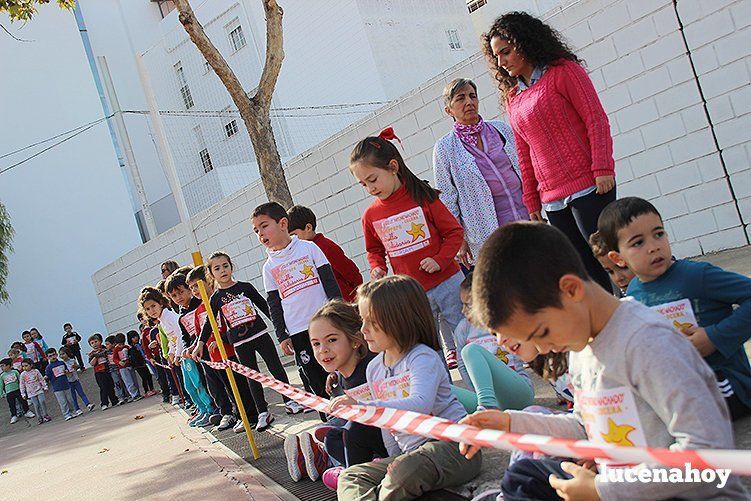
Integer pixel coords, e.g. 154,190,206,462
253,0,284,110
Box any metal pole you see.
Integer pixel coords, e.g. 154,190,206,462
98,55,158,240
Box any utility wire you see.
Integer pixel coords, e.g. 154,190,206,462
0,115,113,160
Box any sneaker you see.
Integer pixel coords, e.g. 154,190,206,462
298,431,330,481
313,425,333,444
87,403,95,412
24,410,35,418
446,349,458,370
64,415,74,421
132,395,143,402
188,413,204,427
101,405,109,411
217,414,236,431
38,419,44,425
10,416,18,424
256,412,275,432
208,413,222,426
116,399,125,406
74,409,84,417
43,416,52,421
162,397,170,404
233,419,245,434
283,435,307,482
171,396,181,406
322,466,344,491
194,414,211,427
285,400,305,415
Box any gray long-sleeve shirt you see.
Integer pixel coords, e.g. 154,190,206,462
506,299,747,500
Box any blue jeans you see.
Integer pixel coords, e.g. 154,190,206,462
69,380,90,410
425,271,464,352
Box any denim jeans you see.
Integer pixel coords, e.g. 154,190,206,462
110,369,125,399
425,270,465,352
119,367,140,398
69,379,90,410
28,393,48,420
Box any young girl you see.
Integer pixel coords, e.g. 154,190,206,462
452,273,534,412
128,330,155,397
332,276,482,499
29,328,49,353
19,359,51,423
59,347,95,413
21,331,46,371
351,129,465,370
284,300,386,488
198,252,300,431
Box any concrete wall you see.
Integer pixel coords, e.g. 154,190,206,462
93,0,751,334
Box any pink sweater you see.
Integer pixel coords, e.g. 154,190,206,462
506,59,615,213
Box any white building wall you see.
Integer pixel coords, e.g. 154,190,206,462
0,9,141,349
94,0,751,334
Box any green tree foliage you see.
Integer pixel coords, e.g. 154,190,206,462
0,201,13,303
0,0,75,21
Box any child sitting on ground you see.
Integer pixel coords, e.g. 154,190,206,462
45,348,77,420
599,197,751,421
20,359,50,424
588,230,634,295
1,358,34,423
463,221,747,500
59,347,95,413
287,205,363,303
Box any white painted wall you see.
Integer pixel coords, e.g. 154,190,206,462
0,9,141,350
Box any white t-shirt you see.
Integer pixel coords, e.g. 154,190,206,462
159,308,184,358
262,236,330,336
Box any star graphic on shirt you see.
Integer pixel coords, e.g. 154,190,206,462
406,222,426,242
301,264,315,279
600,418,636,446
243,304,254,315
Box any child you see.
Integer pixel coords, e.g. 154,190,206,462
350,131,464,369
287,205,363,302
187,265,241,432
588,230,634,295
61,323,86,370
139,312,171,403
104,335,128,403
200,251,300,430
453,272,533,412
20,359,50,423
113,333,142,401
45,348,77,420
1,358,34,423
464,221,746,500
333,276,482,499
8,348,24,370
128,330,155,397
284,300,386,488
59,347,95,412
29,327,49,352
21,330,46,371
88,334,119,410
252,202,341,400
599,197,751,421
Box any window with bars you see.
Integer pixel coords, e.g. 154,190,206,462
228,24,247,52
225,119,238,138
174,62,194,109
194,126,213,173
446,29,462,50
467,0,487,13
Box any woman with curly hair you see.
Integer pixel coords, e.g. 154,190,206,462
483,12,616,291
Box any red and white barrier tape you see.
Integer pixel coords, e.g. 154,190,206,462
201,359,751,474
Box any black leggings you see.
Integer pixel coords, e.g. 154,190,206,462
153,362,171,399
7,390,28,417
204,363,234,416
95,371,118,406
234,334,291,414
290,331,328,398
546,189,616,292
228,355,259,422
135,366,154,392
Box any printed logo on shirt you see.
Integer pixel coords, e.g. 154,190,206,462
51,365,66,378
180,314,198,339
471,335,509,363
220,295,257,328
299,350,311,365
270,256,321,299
372,207,432,257
650,298,697,332
345,383,373,402
107,352,115,365
197,311,209,332
2,372,17,385
66,337,76,345
122,347,129,360
372,372,411,400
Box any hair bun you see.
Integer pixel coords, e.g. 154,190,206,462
378,127,402,145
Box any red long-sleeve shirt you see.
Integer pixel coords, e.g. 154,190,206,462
312,233,363,302
362,185,463,291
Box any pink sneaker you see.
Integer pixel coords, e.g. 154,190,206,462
322,466,343,491
445,349,458,370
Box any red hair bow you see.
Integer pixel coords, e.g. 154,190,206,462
378,127,402,146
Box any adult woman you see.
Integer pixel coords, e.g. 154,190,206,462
160,260,179,280
483,12,616,291
433,78,527,267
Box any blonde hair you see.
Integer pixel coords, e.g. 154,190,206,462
310,300,368,360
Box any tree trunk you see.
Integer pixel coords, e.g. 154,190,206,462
174,0,293,208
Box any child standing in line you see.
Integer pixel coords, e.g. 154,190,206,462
62,323,86,370
113,333,142,401
59,347,95,412
599,197,751,421
139,313,171,403
104,335,128,403
20,359,50,424
287,205,363,303
350,130,465,370
8,348,24,371
252,202,342,401
88,335,119,410
29,328,49,352
588,230,634,295
1,358,34,423
333,276,482,500
21,331,46,371
128,330,155,397
45,348,77,420
464,221,747,500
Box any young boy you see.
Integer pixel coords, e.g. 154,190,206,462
287,205,363,302
45,348,78,420
21,330,46,371
113,333,142,401
588,231,634,295
1,358,34,423
62,322,86,370
252,202,342,399
165,271,200,411
599,197,751,421
60,347,95,412
465,221,747,500
104,335,128,403
89,335,119,410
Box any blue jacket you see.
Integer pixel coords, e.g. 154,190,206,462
45,360,71,392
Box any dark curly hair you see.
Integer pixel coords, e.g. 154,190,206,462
482,11,581,105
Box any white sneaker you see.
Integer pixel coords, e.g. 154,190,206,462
24,410,35,418
10,416,18,424
285,401,305,415
256,412,275,431
64,415,74,421
171,396,181,406
74,409,84,417
233,419,245,434
101,404,109,411
87,403,95,412
217,414,236,431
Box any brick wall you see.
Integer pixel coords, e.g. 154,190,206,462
93,0,751,334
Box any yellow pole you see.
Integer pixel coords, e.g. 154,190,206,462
192,251,260,460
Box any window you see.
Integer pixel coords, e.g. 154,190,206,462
225,119,238,138
203,60,211,74
194,126,213,173
446,29,462,50
153,0,176,19
467,0,487,13
174,62,194,109
228,24,247,52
